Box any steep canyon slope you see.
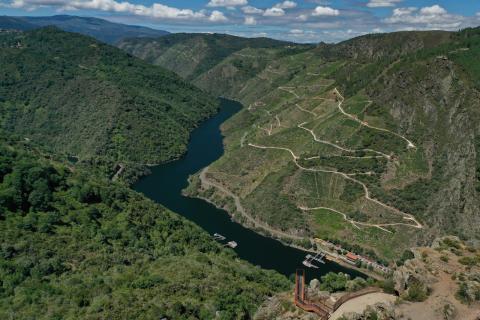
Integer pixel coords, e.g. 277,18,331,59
0,27,218,168
121,29,480,261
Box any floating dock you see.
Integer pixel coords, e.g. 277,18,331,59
302,260,319,268
302,252,326,268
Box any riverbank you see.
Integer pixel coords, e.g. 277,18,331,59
185,168,385,281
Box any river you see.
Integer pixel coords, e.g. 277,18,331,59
134,98,364,281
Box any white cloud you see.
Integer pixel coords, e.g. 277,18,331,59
209,10,228,22
7,0,228,22
263,7,285,17
260,1,296,18
391,7,417,16
312,6,339,16
289,28,303,34
206,0,247,7
419,4,446,15
275,1,297,9
384,5,464,30
241,5,263,14
297,14,308,21
244,16,256,25
366,0,402,8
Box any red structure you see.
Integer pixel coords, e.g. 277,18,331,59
294,269,330,319
346,252,359,263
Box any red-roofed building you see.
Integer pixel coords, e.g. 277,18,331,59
346,252,358,263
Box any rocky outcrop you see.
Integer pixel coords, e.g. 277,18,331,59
368,53,480,242
393,255,437,296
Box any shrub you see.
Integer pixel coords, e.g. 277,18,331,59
320,272,350,293
397,250,415,266
458,256,480,267
381,277,396,294
405,282,428,302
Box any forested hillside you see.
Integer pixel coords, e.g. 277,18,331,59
124,28,480,261
0,132,290,319
118,33,306,80
0,27,218,167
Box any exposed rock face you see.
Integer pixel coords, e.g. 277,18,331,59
310,278,320,290
393,256,436,296
368,56,480,242
254,294,319,320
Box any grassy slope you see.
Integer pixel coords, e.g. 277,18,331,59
0,133,290,319
135,29,480,261
0,27,218,166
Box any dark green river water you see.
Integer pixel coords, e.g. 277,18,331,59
134,98,364,280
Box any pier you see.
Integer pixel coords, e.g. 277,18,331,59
302,252,326,268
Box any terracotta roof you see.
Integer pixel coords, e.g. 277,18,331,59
346,252,358,261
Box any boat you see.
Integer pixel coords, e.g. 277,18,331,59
213,233,226,240
226,241,238,248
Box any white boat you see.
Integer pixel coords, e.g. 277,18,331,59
227,241,238,248
213,233,226,240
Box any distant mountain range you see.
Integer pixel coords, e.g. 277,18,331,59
0,15,169,44
118,33,305,81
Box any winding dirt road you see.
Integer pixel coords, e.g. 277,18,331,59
334,88,416,149
297,122,391,159
199,167,304,240
244,84,422,232
248,142,423,231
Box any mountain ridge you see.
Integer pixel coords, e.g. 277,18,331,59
0,15,169,44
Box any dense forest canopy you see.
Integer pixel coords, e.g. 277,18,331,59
0,133,290,319
0,27,219,166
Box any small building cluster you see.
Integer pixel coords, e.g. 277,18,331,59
317,239,391,274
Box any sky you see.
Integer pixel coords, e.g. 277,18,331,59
0,0,479,43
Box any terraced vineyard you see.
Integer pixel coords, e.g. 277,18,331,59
124,29,480,261
195,69,425,260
